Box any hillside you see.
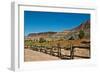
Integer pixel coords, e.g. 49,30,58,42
26,19,90,41
71,20,90,32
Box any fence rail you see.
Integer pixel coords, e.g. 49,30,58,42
25,44,90,60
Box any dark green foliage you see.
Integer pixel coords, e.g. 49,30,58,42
39,38,46,43
78,30,85,39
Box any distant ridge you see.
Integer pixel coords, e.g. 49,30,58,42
70,20,90,31
28,32,57,37
26,19,90,40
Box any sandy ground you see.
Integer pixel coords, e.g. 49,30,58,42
24,49,60,62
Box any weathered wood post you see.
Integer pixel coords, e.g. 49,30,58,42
50,46,53,55
44,46,47,54
38,46,41,52
57,43,61,57
40,45,43,52
70,44,74,59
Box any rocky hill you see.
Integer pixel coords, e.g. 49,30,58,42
26,19,90,41
71,20,90,32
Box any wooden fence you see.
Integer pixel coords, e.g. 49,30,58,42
25,44,90,60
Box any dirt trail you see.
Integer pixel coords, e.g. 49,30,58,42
24,49,60,62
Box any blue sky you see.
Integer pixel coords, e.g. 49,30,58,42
24,11,90,36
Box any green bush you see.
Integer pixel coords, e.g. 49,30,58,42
39,38,46,43
79,30,85,39
25,40,33,46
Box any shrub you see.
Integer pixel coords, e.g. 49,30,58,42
39,38,46,43
78,30,85,39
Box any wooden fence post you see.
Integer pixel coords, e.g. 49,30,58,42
58,47,61,57
70,44,74,59
50,46,53,55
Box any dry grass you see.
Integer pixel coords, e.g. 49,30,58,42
30,39,90,47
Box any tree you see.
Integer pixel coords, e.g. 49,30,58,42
39,38,46,43
24,40,33,48
78,30,85,39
